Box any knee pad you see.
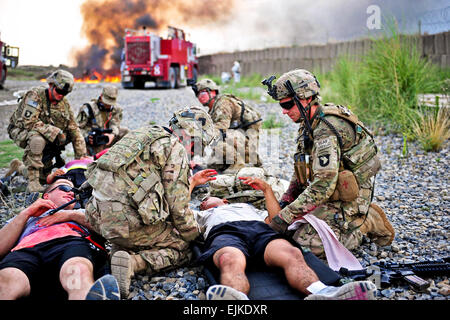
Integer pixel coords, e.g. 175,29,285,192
29,135,46,155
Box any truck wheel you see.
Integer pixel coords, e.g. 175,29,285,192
169,67,177,89
0,68,6,89
133,79,145,89
192,68,198,83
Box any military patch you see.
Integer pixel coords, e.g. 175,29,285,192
22,106,37,119
26,99,38,109
319,154,330,167
23,109,33,118
316,138,331,152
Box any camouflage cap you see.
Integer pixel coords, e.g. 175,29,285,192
46,69,74,95
195,79,219,93
101,85,118,105
170,106,217,148
273,69,320,100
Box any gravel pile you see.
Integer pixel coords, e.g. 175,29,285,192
0,80,448,300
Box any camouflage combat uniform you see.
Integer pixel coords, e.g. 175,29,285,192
278,103,380,258
8,86,86,185
263,69,389,259
84,125,200,274
207,93,263,173
77,86,129,155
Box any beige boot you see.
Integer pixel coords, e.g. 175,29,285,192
26,168,45,193
111,251,148,298
4,159,24,178
359,203,395,246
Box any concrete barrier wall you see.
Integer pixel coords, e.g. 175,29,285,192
198,31,450,76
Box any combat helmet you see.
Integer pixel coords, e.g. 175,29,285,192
169,106,217,149
46,69,74,95
263,69,320,101
195,79,219,93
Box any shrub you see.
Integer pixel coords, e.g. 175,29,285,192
412,106,450,152
262,113,285,129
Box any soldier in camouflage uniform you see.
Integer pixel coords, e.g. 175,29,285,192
192,79,263,173
76,85,129,155
258,69,395,259
7,70,86,192
84,106,218,297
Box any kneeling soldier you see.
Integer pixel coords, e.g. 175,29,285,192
77,85,129,156
7,69,86,192
84,106,218,297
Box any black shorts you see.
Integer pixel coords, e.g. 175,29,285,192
0,236,108,300
197,220,286,266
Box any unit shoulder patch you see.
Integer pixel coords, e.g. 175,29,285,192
318,154,330,167
315,137,332,152
26,99,39,109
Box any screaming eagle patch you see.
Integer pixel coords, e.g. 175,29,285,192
319,154,330,167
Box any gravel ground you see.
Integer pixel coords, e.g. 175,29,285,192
0,79,449,300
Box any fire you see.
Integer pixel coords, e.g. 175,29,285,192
40,70,121,84
75,70,121,83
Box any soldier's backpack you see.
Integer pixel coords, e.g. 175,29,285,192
208,167,289,210
86,125,172,225
216,94,262,130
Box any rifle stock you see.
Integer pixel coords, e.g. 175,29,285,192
339,257,450,292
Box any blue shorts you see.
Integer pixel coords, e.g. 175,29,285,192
197,220,285,265
0,236,108,300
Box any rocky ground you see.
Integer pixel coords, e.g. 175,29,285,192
0,79,448,300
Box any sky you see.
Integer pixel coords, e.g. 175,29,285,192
0,0,448,67
0,0,87,66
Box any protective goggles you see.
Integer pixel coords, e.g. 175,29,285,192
55,86,70,96
279,99,295,110
48,184,74,193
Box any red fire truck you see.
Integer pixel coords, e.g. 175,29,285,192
121,26,198,89
0,35,19,89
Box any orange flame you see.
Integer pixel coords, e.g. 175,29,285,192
40,70,121,84
75,70,121,83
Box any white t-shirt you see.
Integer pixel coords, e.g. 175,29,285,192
193,203,267,239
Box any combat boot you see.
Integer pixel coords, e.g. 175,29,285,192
26,168,45,193
111,251,148,298
358,203,395,246
3,159,25,178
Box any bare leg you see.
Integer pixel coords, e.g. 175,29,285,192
59,257,95,300
264,238,319,295
0,267,31,299
212,246,250,294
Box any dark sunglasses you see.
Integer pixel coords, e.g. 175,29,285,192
54,87,69,96
279,99,295,110
48,184,73,194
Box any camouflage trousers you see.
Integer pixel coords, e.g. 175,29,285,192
291,203,364,260
23,131,68,183
85,198,192,274
207,128,262,174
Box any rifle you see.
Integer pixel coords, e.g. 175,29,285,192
42,142,66,170
339,257,450,292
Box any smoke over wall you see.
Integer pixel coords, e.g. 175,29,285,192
72,0,448,75
191,0,449,55
72,0,235,76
